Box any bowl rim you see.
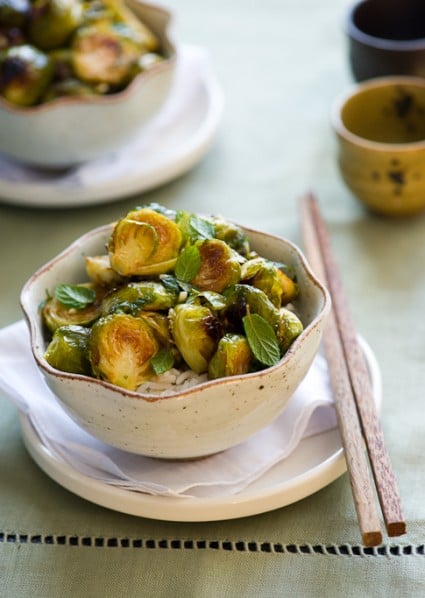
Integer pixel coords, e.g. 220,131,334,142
331,75,425,151
0,0,176,115
20,221,331,403
346,0,425,51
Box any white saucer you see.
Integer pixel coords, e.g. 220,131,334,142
0,46,223,208
19,337,382,522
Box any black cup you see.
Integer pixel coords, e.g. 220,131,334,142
346,0,425,81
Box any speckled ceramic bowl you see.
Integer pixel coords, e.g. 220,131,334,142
20,223,330,459
0,1,176,168
332,76,425,217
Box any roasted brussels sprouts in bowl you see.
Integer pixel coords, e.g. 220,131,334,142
0,0,176,167
20,205,331,459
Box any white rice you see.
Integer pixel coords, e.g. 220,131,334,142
138,368,208,396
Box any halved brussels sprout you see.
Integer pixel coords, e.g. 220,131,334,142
89,313,158,390
208,333,253,380
85,255,125,288
169,303,222,374
71,20,143,86
276,307,303,353
42,76,98,101
190,239,241,293
42,282,105,333
101,281,178,316
0,44,53,106
28,0,84,51
277,268,299,305
108,208,182,276
44,324,91,375
101,0,160,52
223,284,279,331
211,216,250,255
241,257,284,307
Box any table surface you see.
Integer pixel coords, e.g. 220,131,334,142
1,1,425,595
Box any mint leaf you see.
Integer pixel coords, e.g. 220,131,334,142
189,215,214,240
242,313,281,367
175,245,201,282
151,348,174,375
54,284,96,310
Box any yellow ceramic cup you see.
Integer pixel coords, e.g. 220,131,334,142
332,76,425,216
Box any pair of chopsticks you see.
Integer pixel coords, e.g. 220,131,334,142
300,192,406,547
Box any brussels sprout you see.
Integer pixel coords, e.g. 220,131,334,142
71,21,137,86
140,311,172,347
169,303,222,374
276,307,303,353
28,0,84,51
223,284,279,331
42,76,100,101
211,216,250,255
190,239,241,293
208,333,253,380
101,281,178,316
89,313,158,390
85,255,125,288
108,208,182,276
44,324,91,375
0,0,30,27
101,0,160,51
0,44,53,106
277,268,299,305
241,257,284,308
42,282,105,333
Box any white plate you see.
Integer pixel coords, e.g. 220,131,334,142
19,337,382,522
0,46,223,208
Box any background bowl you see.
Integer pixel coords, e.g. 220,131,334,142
0,1,176,168
332,75,425,217
20,223,330,459
346,0,425,81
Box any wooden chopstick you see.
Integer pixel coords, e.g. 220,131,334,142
300,192,406,546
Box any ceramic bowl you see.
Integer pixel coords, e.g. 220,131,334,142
20,222,330,459
0,1,176,168
346,0,425,81
332,76,425,217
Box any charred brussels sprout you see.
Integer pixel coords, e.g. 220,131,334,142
108,208,182,276
190,239,241,293
276,307,303,353
42,282,105,333
28,0,84,51
208,334,253,380
89,313,158,390
101,281,178,316
211,216,250,255
42,76,98,101
85,255,125,288
241,258,284,308
169,303,222,374
71,21,144,87
44,324,91,375
276,268,299,305
0,44,53,106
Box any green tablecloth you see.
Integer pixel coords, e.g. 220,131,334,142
1,0,424,595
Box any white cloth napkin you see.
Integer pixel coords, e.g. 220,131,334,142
0,321,337,498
